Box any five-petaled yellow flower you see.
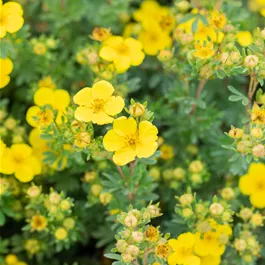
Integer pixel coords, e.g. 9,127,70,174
31,215,47,231
239,163,265,208
73,80,124,125
0,0,24,38
194,42,215,60
0,57,13,89
0,143,41,182
99,36,145,73
103,116,158,166
168,232,201,265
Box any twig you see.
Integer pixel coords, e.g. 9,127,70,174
189,79,207,115
143,249,150,265
215,0,223,10
130,160,136,176
115,165,125,180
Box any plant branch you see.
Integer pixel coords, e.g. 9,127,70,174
115,165,125,180
215,0,223,10
189,79,207,115
246,76,258,114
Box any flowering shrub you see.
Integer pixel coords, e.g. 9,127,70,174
0,0,264,265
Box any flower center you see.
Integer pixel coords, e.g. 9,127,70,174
117,44,129,55
91,99,105,113
180,246,192,256
256,181,265,191
124,133,139,149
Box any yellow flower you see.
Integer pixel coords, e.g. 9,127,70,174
0,57,13,89
5,254,18,265
123,22,142,38
33,42,47,55
236,31,253,47
74,132,91,148
200,255,221,265
251,102,265,124
155,243,171,258
139,25,172,56
103,117,158,165
55,227,68,240
145,225,159,242
73,80,124,125
160,144,174,160
168,232,201,265
210,10,226,29
239,163,265,208
90,27,112,41
133,0,169,25
26,87,70,127
99,36,145,73
38,76,56,89
194,220,231,257
0,143,41,182
0,1,24,38
24,239,40,254
30,215,47,231
193,42,215,60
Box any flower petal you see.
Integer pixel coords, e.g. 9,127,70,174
114,55,131,73
250,193,265,208
249,163,265,175
239,174,254,195
34,87,54,106
113,117,137,136
92,111,113,125
99,46,117,61
15,165,34,182
136,141,158,158
0,74,10,89
91,80,114,100
74,107,93,122
103,129,124,151
4,14,24,33
113,147,136,165
53,89,70,110
73,87,93,106
26,106,41,127
104,96,124,116
0,57,13,75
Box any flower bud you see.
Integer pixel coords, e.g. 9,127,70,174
173,167,185,180
228,127,243,139
63,218,75,230
158,50,173,62
149,167,160,181
189,160,203,173
237,141,251,154
27,186,41,198
83,171,96,182
221,187,235,200
196,221,211,233
210,203,224,216
124,214,137,228
191,173,202,184
4,118,16,130
182,208,193,218
74,132,91,148
147,205,160,217
239,208,252,221
235,239,247,251
126,245,139,256
252,144,265,157
132,231,143,243
55,227,68,240
250,127,262,138
99,192,112,205
129,102,145,117
244,55,259,68
60,200,71,211
49,192,61,204
116,239,128,253
179,194,193,206
195,203,205,214
251,213,263,226
122,253,133,263
91,184,102,196
0,178,10,195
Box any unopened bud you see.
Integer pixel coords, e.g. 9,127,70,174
244,55,259,68
210,203,224,216
129,103,145,117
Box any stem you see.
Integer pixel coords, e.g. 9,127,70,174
189,79,207,115
215,0,223,10
130,160,136,176
246,77,258,115
115,165,125,180
143,249,150,265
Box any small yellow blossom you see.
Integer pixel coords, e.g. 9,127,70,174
210,10,226,29
55,227,68,240
99,36,145,73
251,103,265,124
103,117,158,165
168,232,200,265
33,42,47,55
193,42,215,60
145,226,159,242
236,31,253,46
0,57,13,89
90,27,111,41
73,80,124,125
38,76,56,89
30,215,47,231
160,144,174,160
155,243,171,258
0,1,24,38
0,143,41,182
5,254,18,265
239,163,265,208
74,132,91,148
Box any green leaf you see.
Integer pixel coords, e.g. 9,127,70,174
178,13,196,24
0,212,6,226
227,85,243,96
104,253,121,261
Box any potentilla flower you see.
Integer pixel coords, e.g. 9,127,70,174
244,55,259,68
145,226,159,242
73,80,124,125
0,1,24,38
99,36,145,73
0,143,41,182
239,163,265,208
155,243,171,259
210,10,226,29
90,27,112,41
138,25,172,56
236,31,253,47
168,232,200,265
0,58,13,89
55,227,68,240
193,42,215,60
30,215,47,231
251,103,265,124
103,117,158,165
